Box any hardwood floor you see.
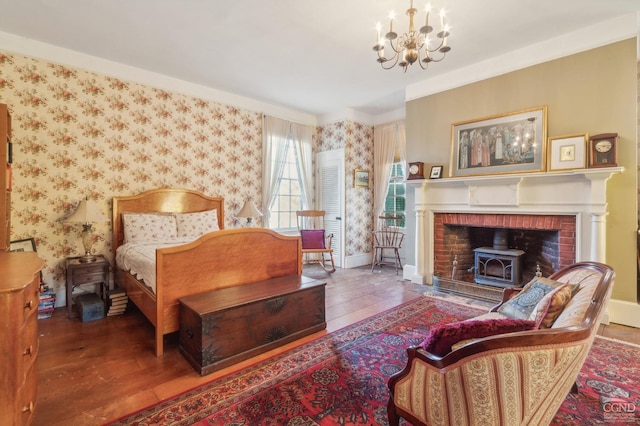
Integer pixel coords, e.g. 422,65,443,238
34,265,639,425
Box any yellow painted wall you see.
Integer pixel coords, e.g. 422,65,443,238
406,38,638,303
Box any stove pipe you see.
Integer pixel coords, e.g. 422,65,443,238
493,229,508,250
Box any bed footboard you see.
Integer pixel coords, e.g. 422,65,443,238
153,228,302,356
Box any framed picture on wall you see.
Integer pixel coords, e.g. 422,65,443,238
547,134,587,171
10,237,37,252
450,106,547,177
10,238,43,282
354,169,370,188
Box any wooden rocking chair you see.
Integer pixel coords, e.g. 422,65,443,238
296,210,336,273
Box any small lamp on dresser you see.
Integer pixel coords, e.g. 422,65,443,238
237,200,263,227
65,198,110,262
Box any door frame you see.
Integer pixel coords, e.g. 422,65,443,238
316,148,345,269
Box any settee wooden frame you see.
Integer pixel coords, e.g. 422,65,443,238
113,188,303,357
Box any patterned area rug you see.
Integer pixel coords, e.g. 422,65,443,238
110,296,640,425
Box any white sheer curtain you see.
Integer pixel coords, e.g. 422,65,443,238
262,115,314,227
290,123,314,210
373,120,406,230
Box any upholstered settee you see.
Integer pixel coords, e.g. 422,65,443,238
387,261,615,426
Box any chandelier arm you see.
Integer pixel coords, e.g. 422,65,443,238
426,54,447,63
375,43,402,70
423,36,447,54
380,53,401,70
418,56,428,70
421,50,449,63
387,38,405,55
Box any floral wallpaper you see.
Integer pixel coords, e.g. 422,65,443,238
317,121,374,257
0,49,377,305
0,50,264,301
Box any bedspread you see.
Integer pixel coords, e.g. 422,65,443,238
115,238,194,294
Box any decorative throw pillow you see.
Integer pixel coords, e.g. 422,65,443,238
300,229,326,249
528,283,574,328
552,282,593,328
122,213,177,243
421,318,537,357
497,277,567,320
174,209,219,239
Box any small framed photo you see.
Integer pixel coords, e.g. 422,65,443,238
10,237,37,252
547,134,587,171
429,165,443,179
354,169,370,188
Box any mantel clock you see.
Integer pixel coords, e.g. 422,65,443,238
588,133,618,168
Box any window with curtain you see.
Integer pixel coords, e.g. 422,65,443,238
383,162,406,227
268,138,304,230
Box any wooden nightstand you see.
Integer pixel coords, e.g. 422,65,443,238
65,255,110,319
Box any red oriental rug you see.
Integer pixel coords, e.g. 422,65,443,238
110,296,640,425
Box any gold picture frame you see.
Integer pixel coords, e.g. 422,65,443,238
450,106,547,177
548,134,587,171
354,169,369,188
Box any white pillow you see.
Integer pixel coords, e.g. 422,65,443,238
174,209,219,239
122,213,178,243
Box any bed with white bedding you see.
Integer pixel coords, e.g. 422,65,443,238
112,188,303,357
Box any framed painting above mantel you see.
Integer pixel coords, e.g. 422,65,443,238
450,106,547,177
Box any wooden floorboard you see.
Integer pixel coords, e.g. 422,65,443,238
34,264,639,425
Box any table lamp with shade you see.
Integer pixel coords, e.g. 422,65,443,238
237,200,262,227
65,198,110,262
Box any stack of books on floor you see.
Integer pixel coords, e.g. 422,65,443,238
106,288,128,316
38,287,56,319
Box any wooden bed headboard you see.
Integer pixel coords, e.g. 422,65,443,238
112,188,225,254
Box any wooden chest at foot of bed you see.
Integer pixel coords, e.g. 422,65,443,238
179,275,326,375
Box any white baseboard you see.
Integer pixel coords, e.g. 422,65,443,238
607,298,640,328
403,264,416,281
343,252,372,269
403,264,428,284
344,252,410,272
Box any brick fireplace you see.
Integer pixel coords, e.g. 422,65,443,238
434,213,576,286
404,169,621,286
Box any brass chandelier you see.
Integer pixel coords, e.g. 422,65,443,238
373,0,451,72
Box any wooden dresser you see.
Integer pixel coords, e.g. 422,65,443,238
0,252,45,425
179,275,326,375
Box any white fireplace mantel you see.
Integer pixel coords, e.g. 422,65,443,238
404,167,624,284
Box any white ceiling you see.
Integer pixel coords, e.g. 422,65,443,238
0,1,639,123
